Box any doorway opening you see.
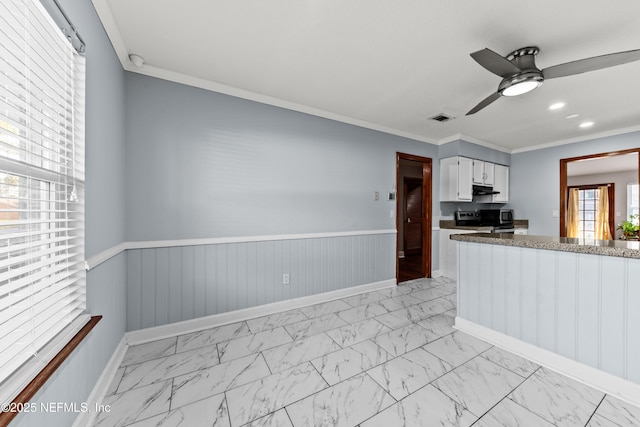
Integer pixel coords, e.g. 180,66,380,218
560,148,640,238
396,153,432,282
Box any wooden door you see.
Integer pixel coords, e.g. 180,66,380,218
404,178,423,255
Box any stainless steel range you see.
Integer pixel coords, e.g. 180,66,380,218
455,209,515,233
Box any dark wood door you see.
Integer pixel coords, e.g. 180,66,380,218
404,178,423,255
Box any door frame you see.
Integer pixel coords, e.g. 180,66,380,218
396,152,432,281
559,148,640,236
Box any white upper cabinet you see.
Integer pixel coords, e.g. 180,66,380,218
492,164,509,203
441,156,509,203
440,156,473,202
473,160,494,186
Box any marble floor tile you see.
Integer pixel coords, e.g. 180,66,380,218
341,291,388,307
118,345,220,393
474,397,554,427
594,395,640,426
283,312,347,340
376,294,423,311
217,327,292,362
376,285,416,297
479,346,539,377
94,380,172,427
286,373,395,427
325,318,391,348
411,286,453,302
244,409,293,427
373,323,438,357
311,340,390,385
367,347,453,400
361,384,476,427
337,302,390,323
225,362,327,426
423,331,492,367
374,307,422,330
127,394,230,427
176,322,251,353
299,299,352,318
105,367,125,396
94,276,629,427
433,356,525,417
121,337,177,367
171,353,271,409
417,313,456,339
262,333,342,373
245,309,308,334
408,297,456,319
587,414,622,427
398,278,431,290
508,367,604,427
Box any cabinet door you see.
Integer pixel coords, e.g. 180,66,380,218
483,162,495,186
472,160,485,184
458,157,473,201
492,164,509,202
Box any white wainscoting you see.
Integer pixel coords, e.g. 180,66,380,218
125,231,397,331
456,241,640,387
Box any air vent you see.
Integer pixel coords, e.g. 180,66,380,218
428,113,454,122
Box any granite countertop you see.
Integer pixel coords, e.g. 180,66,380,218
439,219,529,230
450,233,640,259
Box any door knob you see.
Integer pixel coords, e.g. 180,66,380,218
407,218,411,223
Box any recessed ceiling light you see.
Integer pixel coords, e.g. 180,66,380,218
579,121,594,128
549,102,566,110
565,113,579,119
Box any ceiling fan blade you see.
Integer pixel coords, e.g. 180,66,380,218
471,48,522,77
543,48,640,79
466,92,502,115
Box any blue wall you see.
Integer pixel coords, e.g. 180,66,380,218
124,73,439,241
12,0,128,425
510,131,639,235
123,73,439,330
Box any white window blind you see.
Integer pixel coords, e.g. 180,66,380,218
0,0,86,402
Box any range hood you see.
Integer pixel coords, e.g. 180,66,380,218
472,185,500,196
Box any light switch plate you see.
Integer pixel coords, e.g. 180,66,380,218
552,210,559,218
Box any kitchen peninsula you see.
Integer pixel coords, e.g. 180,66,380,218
451,233,640,406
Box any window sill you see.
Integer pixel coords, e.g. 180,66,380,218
0,315,102,426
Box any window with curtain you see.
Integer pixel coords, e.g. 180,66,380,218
567,184,614,240
0,0,86,403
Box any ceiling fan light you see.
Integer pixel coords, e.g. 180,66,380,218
498,71,544,97
501,80,541,96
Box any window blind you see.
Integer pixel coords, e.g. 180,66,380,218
0,0,86,403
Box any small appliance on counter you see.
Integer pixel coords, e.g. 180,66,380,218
455,209,515,233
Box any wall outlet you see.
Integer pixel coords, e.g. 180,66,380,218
282,273,290,285
374,191,379,201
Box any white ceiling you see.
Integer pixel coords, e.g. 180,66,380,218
92,0,640,152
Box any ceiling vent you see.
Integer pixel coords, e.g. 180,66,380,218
428,113,454,122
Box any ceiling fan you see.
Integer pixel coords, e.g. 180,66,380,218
466,46,640,115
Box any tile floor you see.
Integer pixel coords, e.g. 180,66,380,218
94,277,640,427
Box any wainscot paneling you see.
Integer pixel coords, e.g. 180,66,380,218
457,241,640,386
126,232,396,331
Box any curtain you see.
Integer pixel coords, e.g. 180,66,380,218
567,188,580,238
595,186,612,240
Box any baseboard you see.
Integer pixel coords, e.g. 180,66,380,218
431,269,443,278
72,336,128,427
454,317,640,408
126,279,396,345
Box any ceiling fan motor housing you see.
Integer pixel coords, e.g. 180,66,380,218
498,46,544,96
